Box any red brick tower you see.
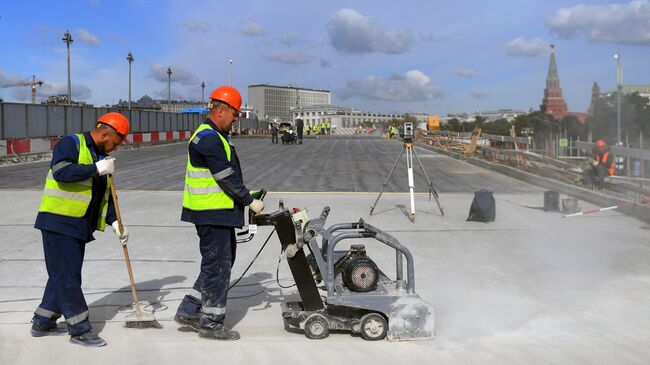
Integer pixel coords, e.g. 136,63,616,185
540,44,568,119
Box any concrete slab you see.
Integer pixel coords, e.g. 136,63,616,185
1,190,650,364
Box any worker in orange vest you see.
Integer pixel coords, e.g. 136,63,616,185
586,139,615,189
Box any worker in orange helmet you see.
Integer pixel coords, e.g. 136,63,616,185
585,139,616,189
32,112,130,347
175,85,264,341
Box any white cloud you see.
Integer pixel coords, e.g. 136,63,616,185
504,37,549,57
455,68,476,79
471,90,489,99
76,28,100,46
326,9,413,54
150,63,198,86
341,70,443,101
0,70,25,86
266,52,311,65
241,22,265,36
183,19,209,33
546,0,650,45
279,30,300,46
11,81,92,101
87,0,100,5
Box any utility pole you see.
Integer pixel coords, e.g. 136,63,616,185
614,52,623,145
127,52,134,110
62,30,73,105
166,67,172,106
228,59,233,85
201,82,206,103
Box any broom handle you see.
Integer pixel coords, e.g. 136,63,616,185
109,175,143,316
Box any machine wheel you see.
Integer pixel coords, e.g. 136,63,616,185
360,313,387,341
304,313,329,339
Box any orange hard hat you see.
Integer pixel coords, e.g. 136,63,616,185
97,112,130,137
596,139,606,148
209,85,242,112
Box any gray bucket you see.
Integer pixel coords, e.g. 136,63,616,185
561,198,579,214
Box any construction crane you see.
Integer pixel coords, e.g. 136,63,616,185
1,75,45,104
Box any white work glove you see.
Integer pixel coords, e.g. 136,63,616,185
249,199,264,214
96,158,115,176
111,221,129,246
591,160,599,167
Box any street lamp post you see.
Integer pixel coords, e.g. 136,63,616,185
228,59,233,85
127,52,134,110
201,82,206,103
614,52,623,145
166,67,172,106
62,30,73,105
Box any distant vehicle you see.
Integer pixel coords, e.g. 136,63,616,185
280,122,297,144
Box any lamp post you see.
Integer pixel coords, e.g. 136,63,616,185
614,52,622,145
201,82,205,103
166,67,172,106
228,59,233,85
62,30,73,105
126,52,134,110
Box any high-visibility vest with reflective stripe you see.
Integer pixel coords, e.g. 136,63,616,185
183,124,234,211
38,133,109,231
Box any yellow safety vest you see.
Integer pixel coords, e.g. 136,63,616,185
38,133,109,231
183,123,234,211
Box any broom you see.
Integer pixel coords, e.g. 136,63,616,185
109,174,161,329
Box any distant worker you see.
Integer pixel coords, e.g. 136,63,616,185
271,122,279,144
175,85,264,341
32,112,130,347
305,123,311,136
585,139,616,189
320,121,326,135
295,118,304,144
326,120,331,135
390,125,397,138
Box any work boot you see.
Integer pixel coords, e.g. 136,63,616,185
174,313,199,332
69,331,107,347
30,321,66,337
198,324,240,341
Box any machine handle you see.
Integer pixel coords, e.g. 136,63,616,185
320,206,330,221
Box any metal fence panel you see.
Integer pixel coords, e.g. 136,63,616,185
69,107,82,134
48,105,65,136
0,104,3,139
27,104,48,138
4,103,27,138
131,110,141,132
82,107,96,132
155,112,164,131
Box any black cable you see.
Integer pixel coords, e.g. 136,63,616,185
276,249,296,289
228,227,276,290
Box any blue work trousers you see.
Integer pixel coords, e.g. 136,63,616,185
177,225,236,327
32,230,92,336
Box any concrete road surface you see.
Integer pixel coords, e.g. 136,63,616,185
1,137,649,364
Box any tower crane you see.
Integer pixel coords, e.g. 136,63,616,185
1,75,45,104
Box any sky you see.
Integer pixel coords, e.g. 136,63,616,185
0,0,649,116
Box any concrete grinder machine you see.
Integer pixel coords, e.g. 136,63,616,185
247,194,434,341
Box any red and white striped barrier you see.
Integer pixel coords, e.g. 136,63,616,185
563,195,650,218
0,131,192,156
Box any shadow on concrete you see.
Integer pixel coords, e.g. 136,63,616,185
223,272,286,329
88,275,186,333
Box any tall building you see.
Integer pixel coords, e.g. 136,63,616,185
539,45,589,123
292,104,402,129
540,45,568,118
248,84,330,122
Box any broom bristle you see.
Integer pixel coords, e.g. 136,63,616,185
125,312,162,329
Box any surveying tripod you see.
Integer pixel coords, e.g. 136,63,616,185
370,142,444,221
